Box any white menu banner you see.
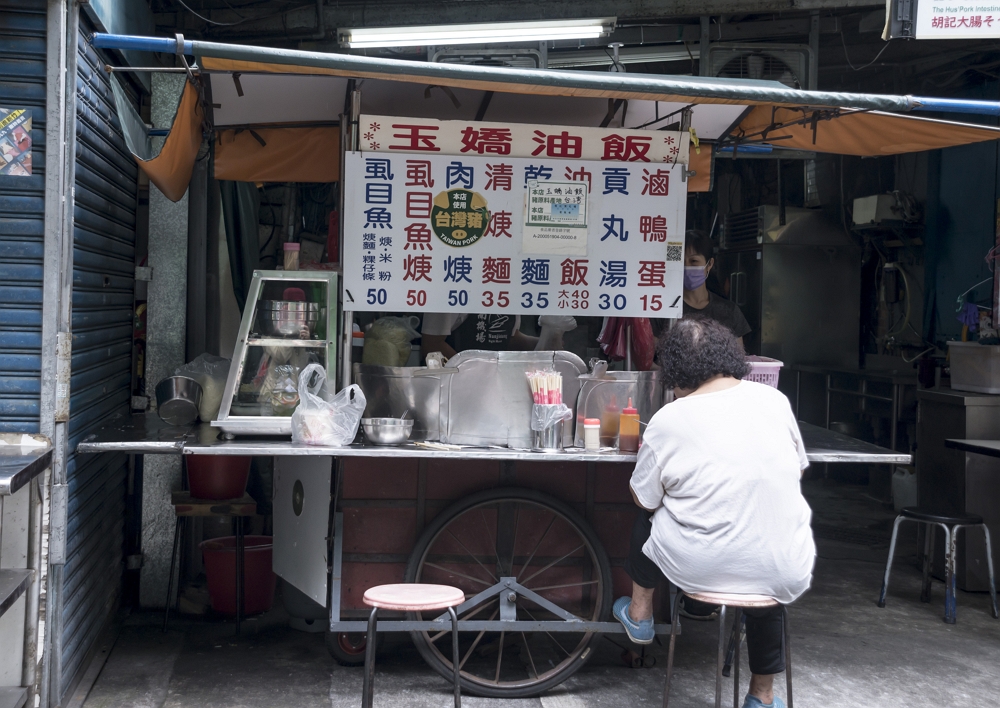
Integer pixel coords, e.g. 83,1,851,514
359,114,690,165
915,3,1000,38
343,152,686,318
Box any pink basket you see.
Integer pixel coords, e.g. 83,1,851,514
744,356,783,389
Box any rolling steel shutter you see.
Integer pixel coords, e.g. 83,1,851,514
57,16,137,698
0,0,46,433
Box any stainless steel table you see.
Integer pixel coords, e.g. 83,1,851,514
945,439,1000,458
78,414,912,465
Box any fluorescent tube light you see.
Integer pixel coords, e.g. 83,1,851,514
339,17,616,49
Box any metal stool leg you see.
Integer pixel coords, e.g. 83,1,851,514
943,524,956,624
878,515,905,607
163,517,183,633
981,524,999,619
448,606,461,708
731,608,742,708
235,518,245,636
714,605,727,708
920,522,935,603
662,591,682,708
362,607,378,708
722,612,745,677
782,606,793,708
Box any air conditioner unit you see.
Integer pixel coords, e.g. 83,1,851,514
708,43,812,89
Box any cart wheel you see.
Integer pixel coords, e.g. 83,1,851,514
325,631,374,666
405,487,613,698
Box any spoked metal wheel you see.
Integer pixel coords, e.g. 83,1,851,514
405,487,612,698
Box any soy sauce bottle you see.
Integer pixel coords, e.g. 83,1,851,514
618,398,640,453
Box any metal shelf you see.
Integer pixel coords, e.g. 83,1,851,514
245,338,326,347
0,569,32,619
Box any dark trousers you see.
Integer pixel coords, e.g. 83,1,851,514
624,510,787,675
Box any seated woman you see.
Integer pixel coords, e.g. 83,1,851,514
613,316,815,708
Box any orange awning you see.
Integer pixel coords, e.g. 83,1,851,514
734,105,1000,156
215,126,340,183
140,81,203,202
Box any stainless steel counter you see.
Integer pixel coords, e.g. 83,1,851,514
0,434,52,495
77,414,911,465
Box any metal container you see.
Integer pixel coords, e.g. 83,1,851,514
155,376,204,426
441,351,587,448
573,371,666,447
257,300,321,338
531,419,565,452
362,418,414,445
353,364,446,441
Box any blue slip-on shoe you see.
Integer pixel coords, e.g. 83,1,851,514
612,596,655,645
741,695,787,708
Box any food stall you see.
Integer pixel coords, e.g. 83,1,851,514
71,30,1000,697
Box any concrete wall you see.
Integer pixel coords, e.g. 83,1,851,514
140,73,189,608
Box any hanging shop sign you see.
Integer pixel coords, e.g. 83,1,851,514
904,0,1000,38
0,108,32,176
358,114,691,165
343,151,686,318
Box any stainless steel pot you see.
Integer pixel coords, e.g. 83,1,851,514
257,300,320,338
155,376,203,426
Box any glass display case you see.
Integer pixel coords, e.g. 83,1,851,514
213,270,339,436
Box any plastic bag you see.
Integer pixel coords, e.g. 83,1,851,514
596,317,655,370
535,315,578,351
630,318,655,371
531,403,573,432
363,316,421,366
291,363,367,446
175,353,231,422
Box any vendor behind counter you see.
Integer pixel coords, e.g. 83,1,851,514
421,313,577,361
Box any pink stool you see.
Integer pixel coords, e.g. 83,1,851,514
361,584,465,708
664,590,793,708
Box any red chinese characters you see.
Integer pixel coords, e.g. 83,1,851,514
404,223,433,251
460,127,513,155
560,259,589,286
602,134,652,162
390,124,440,152
639,216,668,242
484,211,513,238
482,257,511,284
641,168,670,196
406,192,433,219
485,164,513,191
405,160,435,187
532,130,583,159
638,261,667,287
403,254,433,281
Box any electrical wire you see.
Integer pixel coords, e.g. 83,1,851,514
173,0,245,26
839,32,892,71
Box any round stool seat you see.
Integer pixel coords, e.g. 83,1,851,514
900,507,984,525
363,584,465,611
684,590,780,608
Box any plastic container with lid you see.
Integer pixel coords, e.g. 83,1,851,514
283,241,300,271
618,398,640,453
583,418,601,451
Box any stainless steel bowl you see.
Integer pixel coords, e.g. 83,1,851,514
258,300,320,338
362,418,414,445
155,376,203,426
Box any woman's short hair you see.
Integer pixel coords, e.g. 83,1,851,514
657,316,751,390
685,230,715,261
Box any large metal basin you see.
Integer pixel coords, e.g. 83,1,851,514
573,371,668,447
353,364,443,441
441,350,587,448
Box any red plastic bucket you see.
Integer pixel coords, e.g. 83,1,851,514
187,456,252,500
200,535,276,616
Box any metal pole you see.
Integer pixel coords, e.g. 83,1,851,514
340,88,361,392
186,149,209,361
808,12,820,91
699,17,711,76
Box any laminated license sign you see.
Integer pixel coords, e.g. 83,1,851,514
914,3,1000,38
343,152,686,318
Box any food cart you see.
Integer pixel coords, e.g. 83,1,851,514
73,30,1000,697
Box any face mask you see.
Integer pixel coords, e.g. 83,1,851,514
684,266,708,290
